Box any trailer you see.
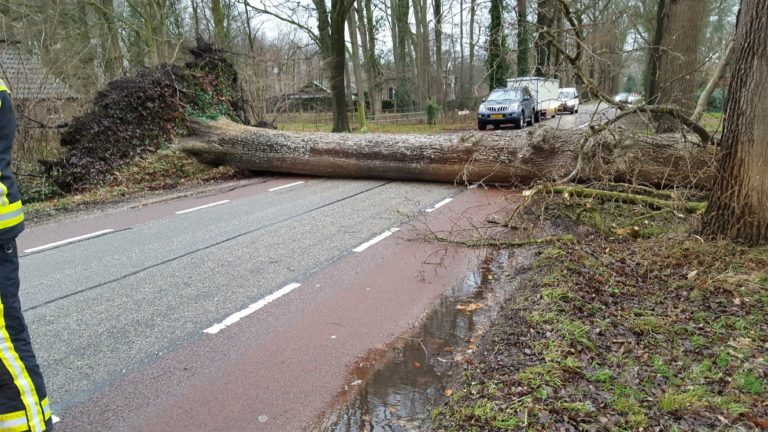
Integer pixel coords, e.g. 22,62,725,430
507,77,560,122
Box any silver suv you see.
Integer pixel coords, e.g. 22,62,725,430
477,87,536,130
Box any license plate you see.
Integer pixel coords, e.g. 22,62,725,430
490,114,503,119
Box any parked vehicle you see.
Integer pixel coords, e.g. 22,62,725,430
507,77,560,122
476,87,536,130
557,87,580,114
614,92,643,105
614,92,631,103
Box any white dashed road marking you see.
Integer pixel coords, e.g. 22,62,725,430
176,200,230,215
23,229,115,253
353,228,399,253
268,181,305,192
204,283,302,334
426,198,453,213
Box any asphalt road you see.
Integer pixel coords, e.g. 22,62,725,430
18,108,612,430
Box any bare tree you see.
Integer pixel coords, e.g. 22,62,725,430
702,0,768,245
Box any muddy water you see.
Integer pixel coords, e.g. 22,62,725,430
319,250,520,432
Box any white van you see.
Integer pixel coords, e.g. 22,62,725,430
557,87,580,114
506,77,560,122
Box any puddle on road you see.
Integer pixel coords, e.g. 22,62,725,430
318,250,523,432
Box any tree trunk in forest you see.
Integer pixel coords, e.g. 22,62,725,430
330,0,351,132
394,0,413,110
516,0,531,76
99,0,125,78
458,0,465,105
180,119,716,188
702,0,768,245
646,0,666,100
364,0,382,115
534,0,554,77
434,0,444,103
468,0,477,101
211,0,227,47
654,0,707,131
347,10,367,130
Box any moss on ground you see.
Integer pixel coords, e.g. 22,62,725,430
432,195,767,431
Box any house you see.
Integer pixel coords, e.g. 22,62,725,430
0,39,80,126
0,39,80,160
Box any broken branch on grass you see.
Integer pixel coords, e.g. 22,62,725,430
544,185,707,213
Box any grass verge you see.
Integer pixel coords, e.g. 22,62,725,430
432,195,767,431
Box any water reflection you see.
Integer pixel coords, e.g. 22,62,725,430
323,252,511,432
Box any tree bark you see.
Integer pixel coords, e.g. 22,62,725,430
434,0,444,103
516,0,531,76
180,119,716,188
654,0,707,131
99,0,125,79
702,0,768,245
211,0,227,47
347,9,367,129
330,0,351,132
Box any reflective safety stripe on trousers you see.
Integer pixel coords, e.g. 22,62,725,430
0,399,51,432
0,299,46,432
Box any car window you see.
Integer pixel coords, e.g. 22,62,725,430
487,89,522,102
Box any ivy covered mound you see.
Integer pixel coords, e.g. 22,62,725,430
49,42,243,192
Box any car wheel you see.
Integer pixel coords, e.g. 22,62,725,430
575,106,579,114
515,113,524,129
526,111,534,126
478,121,487,130
533,110,540,123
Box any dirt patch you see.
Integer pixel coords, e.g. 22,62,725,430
432,195,767,431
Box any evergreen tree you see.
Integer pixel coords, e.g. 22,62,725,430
486,0,510,89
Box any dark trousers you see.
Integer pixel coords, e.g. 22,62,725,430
0,239,52,431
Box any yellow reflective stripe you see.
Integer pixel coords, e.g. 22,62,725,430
0,200,23,230
0,409,27,431
0,299,45,432
0,175,7,207
0,212,23,230
0,200,22,213
41,397,51,420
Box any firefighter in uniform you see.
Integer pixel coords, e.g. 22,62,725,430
0,79,53,431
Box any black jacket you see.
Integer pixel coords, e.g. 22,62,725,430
0,86,25,241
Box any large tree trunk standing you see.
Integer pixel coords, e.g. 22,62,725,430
653,0,707,131
180,119,715,188
702,0,768,245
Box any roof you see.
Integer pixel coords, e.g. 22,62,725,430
0,41,79,100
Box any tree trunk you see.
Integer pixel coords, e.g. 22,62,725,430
458,0,465,105
357,0,380,116
434,0,444,103
330,0,350,132
468,0,477,101
211,0,227,47
654,0,707,131
647,0,666,101
516,0,530,76
701,0,768,245
180,119,715,188
348,9,367,129
394,0,413,110
99,0,125,79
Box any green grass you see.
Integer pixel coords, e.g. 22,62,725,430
422,185,767,431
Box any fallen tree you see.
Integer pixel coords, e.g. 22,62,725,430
179,119,716,188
